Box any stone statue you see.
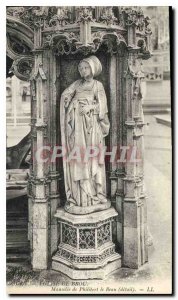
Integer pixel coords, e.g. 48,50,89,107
60,55,111,214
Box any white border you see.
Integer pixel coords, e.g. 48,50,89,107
1,2,176,299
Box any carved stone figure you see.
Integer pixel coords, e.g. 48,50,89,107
60,55,111,214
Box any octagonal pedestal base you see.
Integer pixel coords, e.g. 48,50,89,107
52,256,121,280
52,207,121,279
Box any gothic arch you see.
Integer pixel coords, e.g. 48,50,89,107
7,13,34,80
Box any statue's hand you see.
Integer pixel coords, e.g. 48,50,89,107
64,96,70,108
79,105,93,115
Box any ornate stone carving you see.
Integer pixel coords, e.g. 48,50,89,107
117,7,125,27
56,246,115,264
100,7,118,25
98,31,126,54
52,31,127,56
10,56,34,81
79,228,95,249
52,208,121,279
122,7,137,26
77,6,94,23
62,223,77,247
52,33,80,55
7,6,49,29
6,33,32,60
26,7,49,28
7,6,25,18
126,56,144,79
31,62,47,81
97,223,111,247
53,39,95,56
43,34,53,48
136,7,145,32
7,6,152,57
145,15,152,34
121,6,152,36
49,7,69,27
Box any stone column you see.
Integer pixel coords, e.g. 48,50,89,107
28,15,50,270
122,51,148,268
109,53,125,252
114,49,128,254
109,54,118,205
44,50,60,260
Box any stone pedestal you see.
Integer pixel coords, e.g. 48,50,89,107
52,207,121,279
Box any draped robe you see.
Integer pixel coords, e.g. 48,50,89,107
60,79,110,208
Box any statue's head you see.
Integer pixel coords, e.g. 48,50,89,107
78,55,102,80
78,61,92,80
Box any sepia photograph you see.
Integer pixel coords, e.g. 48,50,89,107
5,4,172,295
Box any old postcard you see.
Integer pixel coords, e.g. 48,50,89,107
6,5,172,295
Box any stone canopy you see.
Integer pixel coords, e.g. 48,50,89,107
6,6,151,273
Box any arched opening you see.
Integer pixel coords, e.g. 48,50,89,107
6,15,34,261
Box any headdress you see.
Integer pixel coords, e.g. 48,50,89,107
78,55,102,77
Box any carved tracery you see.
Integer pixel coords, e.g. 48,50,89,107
6,6,152,271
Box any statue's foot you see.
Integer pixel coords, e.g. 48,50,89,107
64,200,111,215
97,193,108,204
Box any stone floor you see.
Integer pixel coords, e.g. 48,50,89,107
6,115,172,294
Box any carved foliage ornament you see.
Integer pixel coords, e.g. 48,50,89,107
122,6,151,33
7,6,151,34
77,6,94,23
7,6,25,18
49,7,69,27
51,31,127,56
6,33,32,60
43,32,79,48
7,6,49,29
11,56,34,81
100,7,118,25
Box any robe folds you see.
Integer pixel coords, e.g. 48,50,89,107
60,79,110,208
